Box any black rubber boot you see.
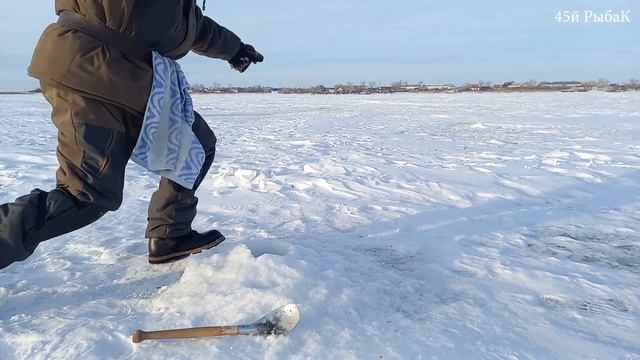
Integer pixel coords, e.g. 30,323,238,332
148,230,225,264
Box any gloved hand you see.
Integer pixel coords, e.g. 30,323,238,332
229,43,264,73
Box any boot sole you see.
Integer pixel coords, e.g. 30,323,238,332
148,235,226,264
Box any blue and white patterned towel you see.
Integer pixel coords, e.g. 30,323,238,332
131,51,206,189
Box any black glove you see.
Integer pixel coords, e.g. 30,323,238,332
229,43,264,73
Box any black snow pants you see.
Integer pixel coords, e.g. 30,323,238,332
0,85,217,270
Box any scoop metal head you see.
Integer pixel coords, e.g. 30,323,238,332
239,304,301,335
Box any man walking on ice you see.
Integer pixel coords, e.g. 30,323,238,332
0,0,263,269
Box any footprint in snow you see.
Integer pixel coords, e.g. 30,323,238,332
541,295,633,317
579,298,631,315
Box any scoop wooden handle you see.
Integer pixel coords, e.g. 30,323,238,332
132,326,240,343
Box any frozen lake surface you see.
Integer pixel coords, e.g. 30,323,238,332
0,92,639,359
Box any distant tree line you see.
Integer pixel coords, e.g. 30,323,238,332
4,79,639,96
187,79,640,95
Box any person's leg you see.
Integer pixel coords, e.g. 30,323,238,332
145,112,217,238
145,111,223,264
0,86,140,270
0,188,107,269
49,87,141,210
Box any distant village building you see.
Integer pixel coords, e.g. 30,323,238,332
538,81,582,88
393,84,457,93
421,84,456,92
504,82,531,90
466,84,481,92
402,85,420,92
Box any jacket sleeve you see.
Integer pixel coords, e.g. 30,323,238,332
191,6,242,60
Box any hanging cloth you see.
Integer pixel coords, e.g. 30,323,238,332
131,52,206,189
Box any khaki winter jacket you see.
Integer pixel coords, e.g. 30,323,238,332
29,0,242,116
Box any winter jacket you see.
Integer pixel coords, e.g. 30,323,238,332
28,0,242,116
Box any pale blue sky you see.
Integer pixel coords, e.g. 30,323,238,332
0,0,638,90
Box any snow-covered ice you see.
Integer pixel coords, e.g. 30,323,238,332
0,92,639,359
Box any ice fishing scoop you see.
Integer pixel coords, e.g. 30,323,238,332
132,304,300,343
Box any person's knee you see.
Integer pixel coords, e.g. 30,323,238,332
53,187,110,213
46,188,109,223
24,188,108,245
200,126,217,157
65,184,123,211
193,112,217,156
205,132,217,156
